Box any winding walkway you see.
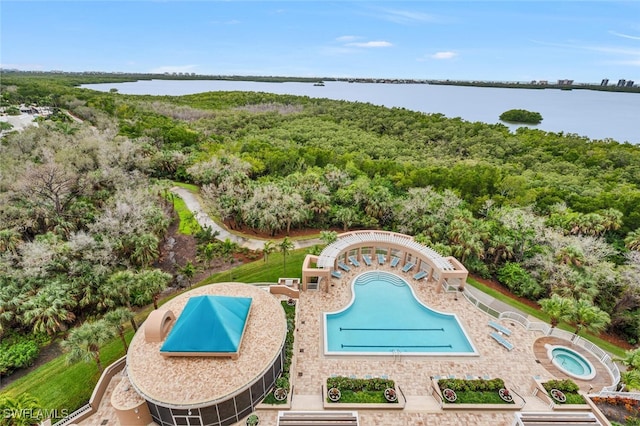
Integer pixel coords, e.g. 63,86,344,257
170,186,322,251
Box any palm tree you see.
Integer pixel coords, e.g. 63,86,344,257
21,283,77,336
539,294,575,328
616,347,640,371
104,307,135,352
103,271,138,330
332,206,356,232
279,237,295,272
61,319,114,372
319,230,338,246
130,233,160,267
0,228,21,255
262,240,276,263
219,238,239,263
555,245,585,267
620,370,640,391
200,242,217,268
569,299,611,336
625,229,640,251
0,393,41,426
130,269,171,308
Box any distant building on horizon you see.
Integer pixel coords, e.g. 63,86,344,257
557,79,574,85
600,79,609,86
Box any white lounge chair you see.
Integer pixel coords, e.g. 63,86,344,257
490,332,514,351
377,254,385,264
390,257,400,267
413,270,427,280
338,262,351,272
402,262,415,272
488,321,512,336
348,255,360,267
362,255,372,266
331,270,342,279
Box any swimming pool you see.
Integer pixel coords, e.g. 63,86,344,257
324,271,478,356
546,345,596,380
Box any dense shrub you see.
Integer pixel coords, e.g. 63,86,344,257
542,379,580,393
438,378,505,392
497,262,544,299
543,379,585,404
326,376,395,392
499,109,543,124
0,335,41,376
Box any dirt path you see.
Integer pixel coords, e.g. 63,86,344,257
170,186,322,251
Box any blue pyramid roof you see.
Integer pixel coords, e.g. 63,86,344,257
160,295,252,354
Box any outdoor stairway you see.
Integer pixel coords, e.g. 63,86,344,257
513,412,602,425
277,411,359,426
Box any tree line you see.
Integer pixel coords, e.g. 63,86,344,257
1,74,640,367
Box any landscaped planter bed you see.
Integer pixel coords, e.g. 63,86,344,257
591,395,640,425
534,379,589,411
433,378,523,411
323,376,404,410
256,300,295,410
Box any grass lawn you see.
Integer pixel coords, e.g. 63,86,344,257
445,390,512,404
4,241,628,415
168,193,201,235
466,278,625,358
172,181,200,192
201,250,307,285
1,330,134,413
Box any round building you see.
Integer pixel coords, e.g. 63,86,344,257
112,283,288,426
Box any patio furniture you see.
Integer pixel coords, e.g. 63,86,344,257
362,255,372,266
377,254,385,264
338,262,351,272
490,331,514,351
331,270,342,279
348,255,360,267
413,270,427,280
390,257,400,267
402,262,415,272
488,320,512,336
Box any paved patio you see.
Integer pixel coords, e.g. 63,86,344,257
78,262,614,426
258,262,615,425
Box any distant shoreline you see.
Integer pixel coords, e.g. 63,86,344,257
2,70,639,94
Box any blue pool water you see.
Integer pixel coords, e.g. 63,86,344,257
550,346,595,380
324,271,477,355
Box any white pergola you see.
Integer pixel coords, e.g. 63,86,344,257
302,230,468,292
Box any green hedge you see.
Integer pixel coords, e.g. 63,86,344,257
0,335,41,376
327,376,395,392
326,376,398,404
438,378,505,392
543,379,585,404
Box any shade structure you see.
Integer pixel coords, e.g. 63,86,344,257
160,295,252,357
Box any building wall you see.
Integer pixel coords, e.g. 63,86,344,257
146,346,285,426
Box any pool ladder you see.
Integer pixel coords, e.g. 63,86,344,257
393,349,401,361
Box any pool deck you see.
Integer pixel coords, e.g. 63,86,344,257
78,262,615,426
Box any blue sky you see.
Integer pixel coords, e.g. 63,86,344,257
2,1,640,83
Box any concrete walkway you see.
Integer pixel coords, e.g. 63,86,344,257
170,186,322,251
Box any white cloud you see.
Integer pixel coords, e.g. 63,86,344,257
336,35,359,42
432,51,457,59
150,65,198,74
346,41,393,48
609,31,640,41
